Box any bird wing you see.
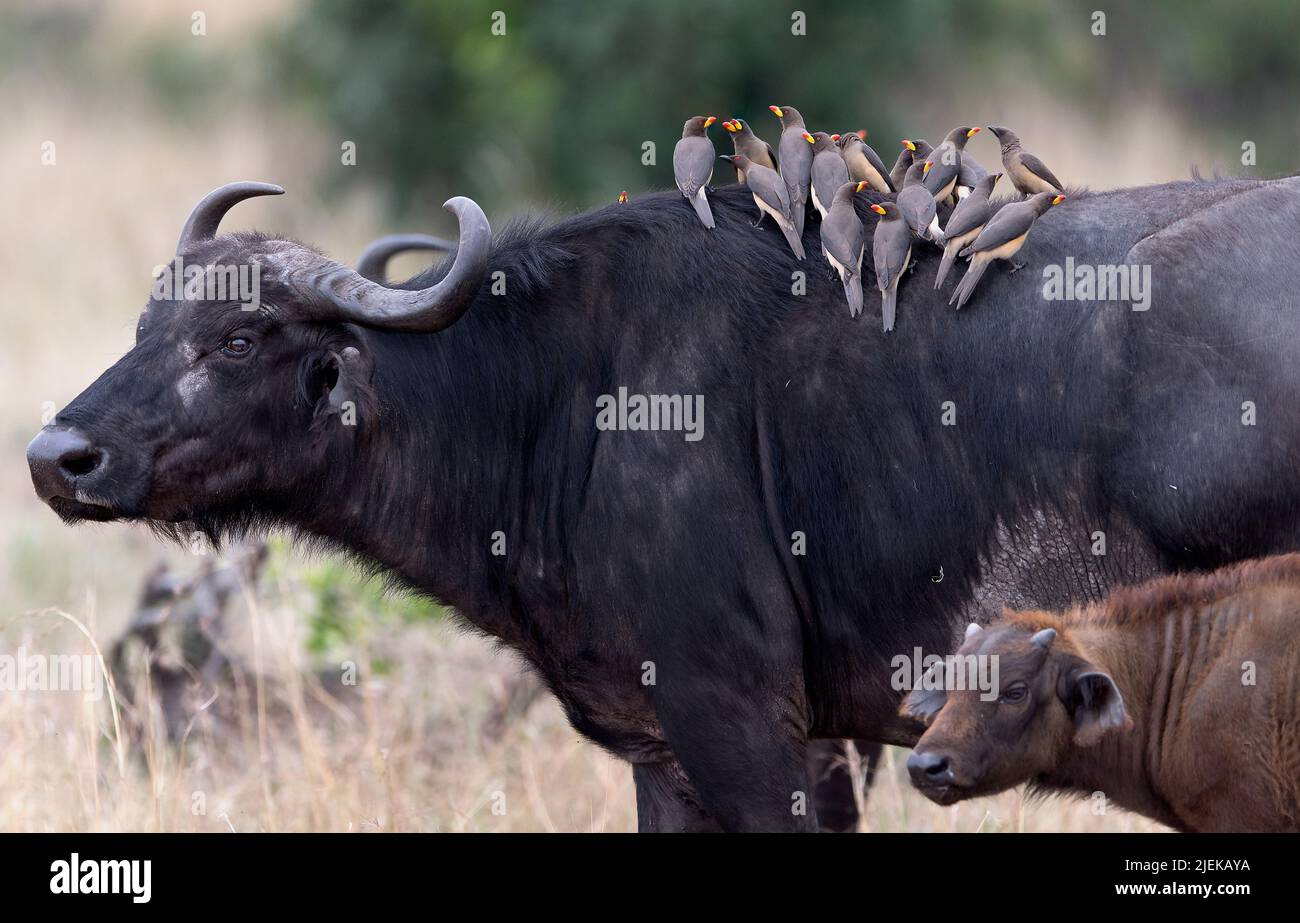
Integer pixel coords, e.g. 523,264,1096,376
763,141,779,170
812,152,849,199
1020,152,1063,190
822,207,864,267
967,203,1035,252
779,132,813,188
862,143,895,191
958,152,988,185
747,164,792,216
673,137,715,193
873,222,911,288
943,194,991,239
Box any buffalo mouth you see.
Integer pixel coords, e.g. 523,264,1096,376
45,494,128,523
913,780,971,806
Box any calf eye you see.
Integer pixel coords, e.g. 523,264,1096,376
222,336,252,357
999,683,1028,704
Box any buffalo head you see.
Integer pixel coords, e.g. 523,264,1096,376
27,182,490,531
901,617,1130,805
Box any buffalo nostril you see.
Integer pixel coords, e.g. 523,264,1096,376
60,448,101,477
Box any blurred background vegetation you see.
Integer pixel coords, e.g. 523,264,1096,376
0,0,1293,831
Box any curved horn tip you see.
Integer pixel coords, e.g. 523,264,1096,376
1031,627,1057,650
176,181,287,254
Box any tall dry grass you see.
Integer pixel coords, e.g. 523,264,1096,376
0,0,1183,832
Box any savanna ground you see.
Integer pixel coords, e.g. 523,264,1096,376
0,0,1232,833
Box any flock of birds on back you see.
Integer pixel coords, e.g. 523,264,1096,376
664,106,1068,330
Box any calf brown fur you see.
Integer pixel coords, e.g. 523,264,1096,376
903,554,1300,832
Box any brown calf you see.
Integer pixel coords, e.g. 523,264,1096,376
902,554,1300,832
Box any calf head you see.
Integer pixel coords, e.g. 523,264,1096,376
27,182,490,534
902,615,1130,805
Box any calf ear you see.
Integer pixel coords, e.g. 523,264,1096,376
902,661,948,722
1065,670,1130,747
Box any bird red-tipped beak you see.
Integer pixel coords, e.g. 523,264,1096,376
856,129,866,140
870,204,887,215
703,116,717,128
855,181,871,193
922,160,933,176
618,191,628,203
725,120,740,132
802,131,816,144
1051,194,1066,205
902,139,916,151
966,127,981,138
769,105,783,118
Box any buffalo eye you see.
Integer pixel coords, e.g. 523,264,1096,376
999,682,1029,705
222,336,253,357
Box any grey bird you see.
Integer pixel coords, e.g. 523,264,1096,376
356,233,454,283
933,172,1001,290
897,160,940,242
956,149,990,200
838,132,894,193
987,125,1064,196
923,126,981,204
810,131,851,220
673,115,718,228
950,190,1065,309
821,180,871,317
890,138,933,190
771,105,813,238
720,153,806,260
723,119,777,182
870,201,913,332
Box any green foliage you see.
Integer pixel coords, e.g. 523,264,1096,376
269,0,1300,219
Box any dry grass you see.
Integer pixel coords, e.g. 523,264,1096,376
0,1,1184,833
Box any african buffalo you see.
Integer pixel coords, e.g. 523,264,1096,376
27,174,1300,831
905,555,1300,832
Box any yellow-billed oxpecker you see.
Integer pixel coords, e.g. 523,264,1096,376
674,116,718,228
720,153,806,261
770,105,813,238
988,125,1064,196
723,119,777,183
870,201,912,333
897,160,940,242
822,180,871,317
950,191,1065,309
933,172,1001,290
923,126,981,204
809,131,850,220
838,132,893,193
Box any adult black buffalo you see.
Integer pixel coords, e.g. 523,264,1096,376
28,175,1300,831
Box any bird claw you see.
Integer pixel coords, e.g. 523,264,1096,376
1009,260,1027,274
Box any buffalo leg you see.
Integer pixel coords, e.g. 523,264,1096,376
808,739,885,832
633,762,724,832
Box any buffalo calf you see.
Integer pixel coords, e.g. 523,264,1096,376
903,554,1300,832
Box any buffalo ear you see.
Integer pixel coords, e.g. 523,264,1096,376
301,346,370,426
1064,669,1130,747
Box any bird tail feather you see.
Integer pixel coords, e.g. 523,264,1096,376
951,258,989,309
792,199,806,238
934,243,958,290
781,223,806,260
845,274,863,317
881,286,897,332
692,188,715,229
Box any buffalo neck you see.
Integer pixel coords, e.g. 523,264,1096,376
1036,612,1187,830
299,292,579,645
